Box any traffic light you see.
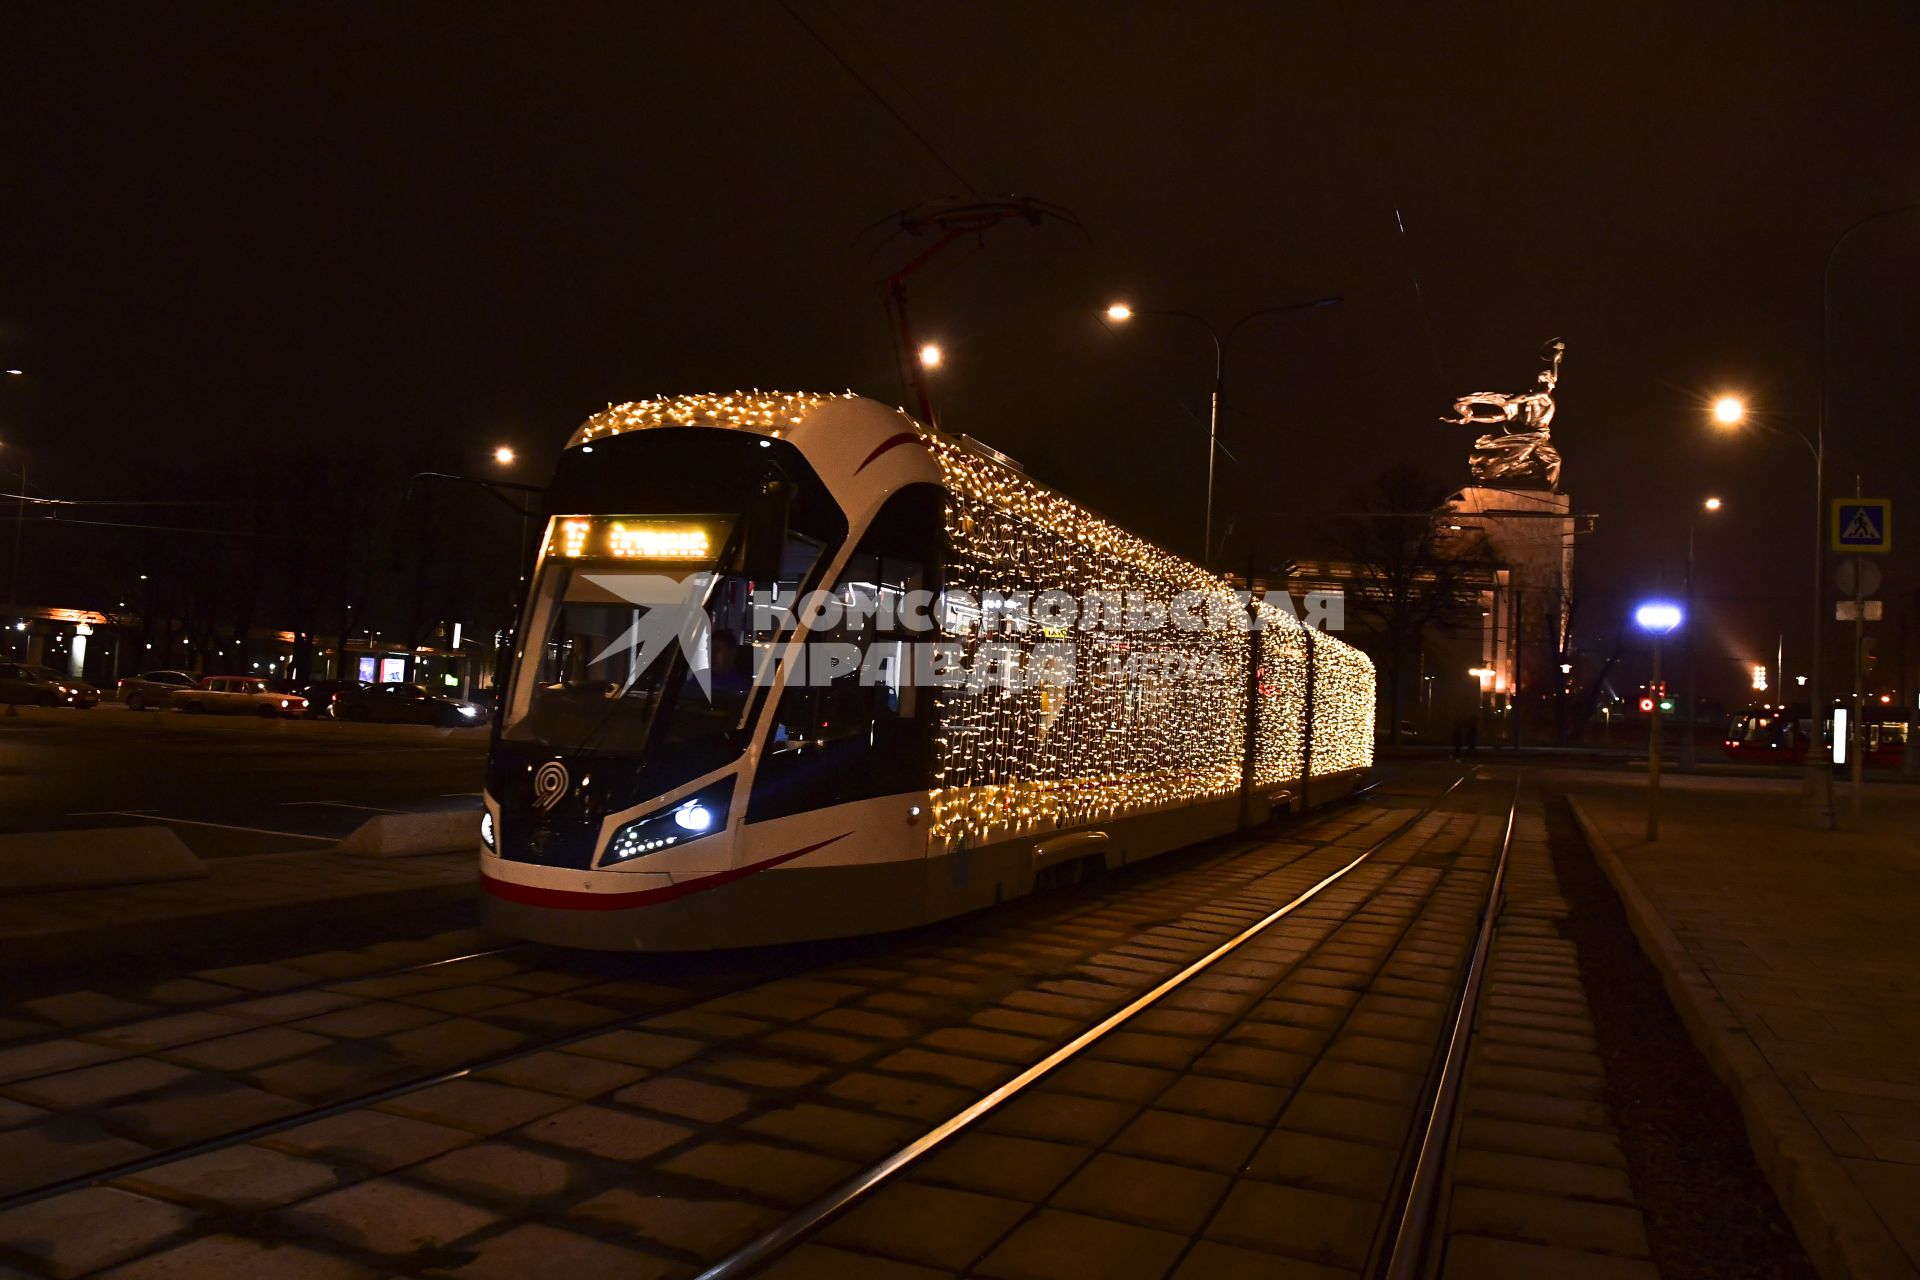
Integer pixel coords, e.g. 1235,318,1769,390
1638,696,1656,713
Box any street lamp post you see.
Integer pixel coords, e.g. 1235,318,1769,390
1712,394,1833,825
1681,496,1723,770
0,371,26,612
1104,296,1341,568
6,453,23,613
491,445,530,595
1636,600,1685,841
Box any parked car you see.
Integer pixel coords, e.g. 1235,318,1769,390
267,678,368,719
0,663,100,707
170,675,308,717
330,681,489,727
118,669,204,711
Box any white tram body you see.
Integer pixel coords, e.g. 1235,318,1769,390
480,392,1374,950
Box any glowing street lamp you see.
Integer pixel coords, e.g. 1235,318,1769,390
1709,393,1833,823
492,445,516,466
1635,602,1682,634
1636,599,1684,840
917,343,943,371
1104,302,1133,323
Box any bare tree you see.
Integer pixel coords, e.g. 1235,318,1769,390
1335,465,1491,745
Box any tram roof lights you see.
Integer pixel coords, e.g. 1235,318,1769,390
1633,601,1684,635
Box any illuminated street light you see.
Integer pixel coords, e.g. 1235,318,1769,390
1636,599,1684,841
1703,496,1722,511
917,343,943,370
1709,392,1832,824
1103,302,1133,323
1635,601,1683,634
492,445,516,466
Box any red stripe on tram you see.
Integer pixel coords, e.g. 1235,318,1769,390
852,432,921,475
481,832,852,912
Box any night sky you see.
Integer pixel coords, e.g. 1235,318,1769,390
3,3,1917,702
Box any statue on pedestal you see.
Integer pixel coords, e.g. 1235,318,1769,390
1441,339,1565,490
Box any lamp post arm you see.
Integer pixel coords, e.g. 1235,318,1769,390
1219,296,1344,356
1125,296,1340,570
1817,200,1920,515
1742,415,1821,466
1131,309,1223,368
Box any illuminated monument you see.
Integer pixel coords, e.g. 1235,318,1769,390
1442,339,1566,490
1439,341,1576,727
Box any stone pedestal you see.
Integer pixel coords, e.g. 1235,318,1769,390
1443,486,1574,730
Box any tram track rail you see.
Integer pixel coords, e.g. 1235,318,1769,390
0,776,1413,1218
1373,771,1520,1278
694,770,1502,1279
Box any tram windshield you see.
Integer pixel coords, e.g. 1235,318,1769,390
499,431,846,787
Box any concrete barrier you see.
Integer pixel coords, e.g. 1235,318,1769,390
338,809,484,858
0,826,208,894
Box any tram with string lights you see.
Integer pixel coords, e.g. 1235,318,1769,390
478,392,1374,951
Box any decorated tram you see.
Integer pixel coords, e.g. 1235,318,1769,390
479,392,1374,951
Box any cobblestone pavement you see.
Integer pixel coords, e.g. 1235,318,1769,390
0,772,1662,1279
1439,795,1656,1279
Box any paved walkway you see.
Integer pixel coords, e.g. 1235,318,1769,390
1442,799,1655,1279
1563,772,1920,1280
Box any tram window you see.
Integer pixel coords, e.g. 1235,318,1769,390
499,428,847,797
747,486,943,823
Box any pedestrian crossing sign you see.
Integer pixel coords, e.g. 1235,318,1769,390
1832,499,1892,552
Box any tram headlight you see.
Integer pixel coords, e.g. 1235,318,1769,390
605,781,732,865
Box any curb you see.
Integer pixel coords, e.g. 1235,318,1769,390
337,809,482,858
0,826,207,894
1567,795,1916,1280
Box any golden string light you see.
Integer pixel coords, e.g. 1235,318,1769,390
562,392,1375,850
916,423,1374,850
571,391,848,446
